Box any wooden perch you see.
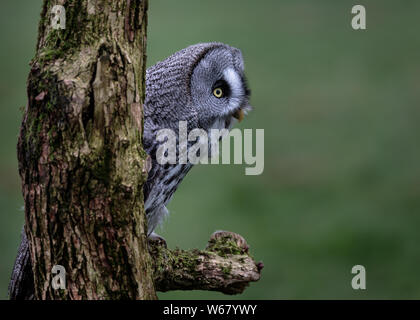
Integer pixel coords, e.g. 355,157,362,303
150,231,262,295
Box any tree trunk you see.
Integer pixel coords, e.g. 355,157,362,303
17,0,155,299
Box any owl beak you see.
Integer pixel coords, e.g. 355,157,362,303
233,109,245,122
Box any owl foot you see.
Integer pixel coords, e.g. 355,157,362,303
148,232,167,248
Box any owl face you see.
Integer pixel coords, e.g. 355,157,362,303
190,46,251,131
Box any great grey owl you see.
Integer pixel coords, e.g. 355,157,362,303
9,42,251,299
143,42,251,234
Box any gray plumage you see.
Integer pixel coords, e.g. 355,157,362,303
143,42,250,233
9,42,251,299
8,228,34,299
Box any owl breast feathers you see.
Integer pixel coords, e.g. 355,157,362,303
143,42,251,234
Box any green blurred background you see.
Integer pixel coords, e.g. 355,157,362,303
1,0,420,299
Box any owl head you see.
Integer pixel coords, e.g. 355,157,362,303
145,42,251,134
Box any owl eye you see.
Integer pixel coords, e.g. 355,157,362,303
213,87,224,98
212,79,230,99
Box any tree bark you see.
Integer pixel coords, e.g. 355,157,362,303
151,231,263,295
13,0,262,300
17,0,155,299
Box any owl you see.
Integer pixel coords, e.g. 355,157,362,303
143,42,251,235
9,42,251,299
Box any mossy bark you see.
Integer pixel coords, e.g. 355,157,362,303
17,0,155,299
150,231,262,295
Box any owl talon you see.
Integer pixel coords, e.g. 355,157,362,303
148,232,167,248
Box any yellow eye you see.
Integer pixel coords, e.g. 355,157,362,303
213,87,223,98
